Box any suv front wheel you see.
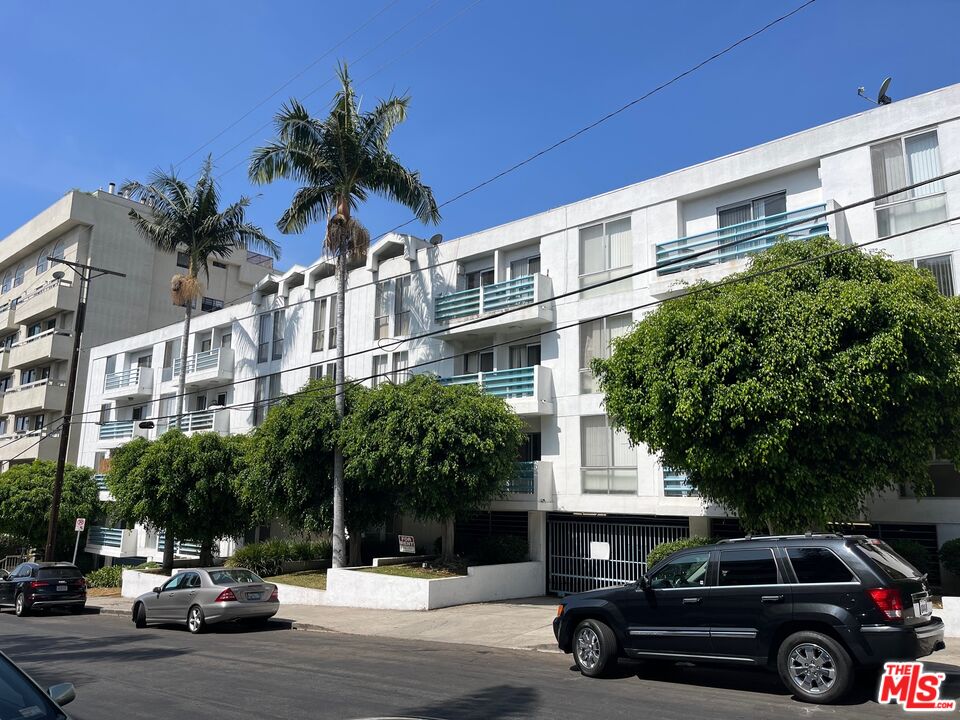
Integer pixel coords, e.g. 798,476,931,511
572,619,617,677
777,631,853,704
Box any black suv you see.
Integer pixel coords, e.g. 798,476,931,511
553,534,945,703
0,562,87,616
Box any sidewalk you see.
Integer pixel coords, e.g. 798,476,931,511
88,595,561,652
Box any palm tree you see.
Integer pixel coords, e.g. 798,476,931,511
121,157,278,572
249,64,440,568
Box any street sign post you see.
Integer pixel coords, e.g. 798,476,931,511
398,535,416,554
71,518,86,565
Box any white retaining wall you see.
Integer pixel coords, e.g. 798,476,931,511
940,596,960,637
121,569,171,598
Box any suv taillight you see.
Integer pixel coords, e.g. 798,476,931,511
215,588,237,602
867,587,903,620
28,581,49,589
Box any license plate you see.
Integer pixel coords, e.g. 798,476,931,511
917,599,932,616
246,592,261,601
56,585,67,592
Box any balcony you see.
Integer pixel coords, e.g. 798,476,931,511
168,408,229,435
12,279,79,326
0,349,9,375
97,420,149,447
94,474,111,502
0,431,59,462
490,461,555,511
103,367,154,400
439,365,553,415
663,468,697,498
163,347,234,388
158,533,201,557
433,274,553,338
84,525,138,557
2,379,67,414
655,204,829,276
0,300,16,331
8,329,72,370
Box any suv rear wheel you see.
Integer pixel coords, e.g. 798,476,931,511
572,619,617,677
777,631,852,704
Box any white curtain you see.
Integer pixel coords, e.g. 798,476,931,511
579,224,605,276
606,313,633,348
611,425,636,467
906,132,943,197
580,318,602,368
606,218,632,270
581,416,610,467
871,139,907,203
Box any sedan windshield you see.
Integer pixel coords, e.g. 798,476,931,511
0,656,65,720
208,569,263,585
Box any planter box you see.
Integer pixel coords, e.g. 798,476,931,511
324,561,545,611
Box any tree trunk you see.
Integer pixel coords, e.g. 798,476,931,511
348,532,361,566
199,538,214,567
442,518,455,561
163,300,193,573
331,212,348,569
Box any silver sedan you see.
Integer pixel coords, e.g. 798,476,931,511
133,567,279,633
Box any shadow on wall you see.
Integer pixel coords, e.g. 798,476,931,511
397,684,540,720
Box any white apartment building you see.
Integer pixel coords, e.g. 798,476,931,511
78,83,960,592
0,187,274,471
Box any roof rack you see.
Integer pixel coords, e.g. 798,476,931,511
717,532,845,544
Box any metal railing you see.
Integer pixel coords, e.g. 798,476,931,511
157,533,201,556
507,461,536,494
435,275,536,321
172,347,222,376
663,468,697,497
246,251,274,269
655,204,829,275
2,555,26,571
16,278,72,306
99,420,135,441
104,367,142,391
93,474,108,491
88,526,123,548
440,366,535,399
9,328,71,348
169,410,216,433
5,378,66,395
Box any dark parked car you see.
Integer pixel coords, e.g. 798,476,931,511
0,562,87,616
554,534,945,704
0,650,76,719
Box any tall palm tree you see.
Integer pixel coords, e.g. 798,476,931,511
121,157,278,572
249,64,440,568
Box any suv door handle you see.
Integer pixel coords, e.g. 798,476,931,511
761,595,784,603
682,597,702,605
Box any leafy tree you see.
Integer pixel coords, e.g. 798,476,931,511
121,158,277,569
106,430,249,567
341,375,525,559
0,461,99,558
242,378,388,563
249,64,440,568
594,237,960,533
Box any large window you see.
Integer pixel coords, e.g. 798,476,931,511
579,217,632,296
271,310,284,360
581,415,637,494
509,343,540,369
257,314,271,363
717,191,786,231
394,276,411,336
253,373,282,426
464,350,494,374
201,297,224,313
312,298,328,352
718,548,779,586
907,255,955,296
580,314,632,393
328,295,338,349
872,130,947,238
374,281,390,340
13,264,25,288
391,351,408,384
371,354,389,388
649,552,709,587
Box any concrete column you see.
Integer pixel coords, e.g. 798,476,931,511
528,510,546,563
688,515,711,539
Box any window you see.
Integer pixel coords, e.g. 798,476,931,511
391,351,408,383
648,552,709,588
0,418,6,435
374,281,390,340
464,350,494,374
581,415,637,494
36,250,48,275
201,297,224,313
137,354,152,368
26,322,41,338
465,268,494,290
257,314,271,363
161,574,186,591
195,396,206,412
21,367,49,385
872,130,947,238
579,217,631,295
509,344,540,369
271,310,284,360
51,240,65,261
176,251,190,269
132,406,144,421
909,255,955,296
212,261,227,269
312,298,328,352
718,548,779,586
518,432,542,462
45,318,56,332
200,337,212,353
220,333,231,350
14,416,29,433
13,264,24,288
786,548,855,584
328,295,338,349
855,538,921,580
99,404,111,425
394,276,411,336
580,314,632,392
325,362,336,381
510,255,541,278
371,354,389,388
310,364,324,381
253,373,282,426
1,271,10,294
0,377,9,393
215,392,227,406
717,191,786,232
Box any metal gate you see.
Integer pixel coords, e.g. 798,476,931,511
547,514,689,595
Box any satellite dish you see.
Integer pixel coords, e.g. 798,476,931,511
429,233,443,246
878,76,892,105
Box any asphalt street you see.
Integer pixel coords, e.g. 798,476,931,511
1,609,958,720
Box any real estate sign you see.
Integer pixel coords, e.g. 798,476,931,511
398,535,416,554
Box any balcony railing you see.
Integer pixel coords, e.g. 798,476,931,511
435,275,536,321
655,204,829,276
172,347,223,376
99,420,135,441
440,366,535,399
88,526,123,548
507,461,536,494
104,367,142,391
157,533,201,556
663,467,697,497
94,474,108,491
169,410,216,433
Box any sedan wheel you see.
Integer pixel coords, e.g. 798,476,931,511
187,605,205,634
133,603,147,629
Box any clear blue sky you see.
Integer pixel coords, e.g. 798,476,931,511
1,0,958,270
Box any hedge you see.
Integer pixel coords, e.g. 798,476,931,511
226,539,331,577
645,536,714,569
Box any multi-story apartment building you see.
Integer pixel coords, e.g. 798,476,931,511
78,83,960,591
0,187,274,471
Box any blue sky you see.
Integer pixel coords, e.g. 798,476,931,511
1,0,959,270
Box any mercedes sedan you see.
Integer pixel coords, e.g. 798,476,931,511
133,567,279,633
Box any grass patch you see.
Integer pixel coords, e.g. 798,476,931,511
266,570,327,591
359,564,464,579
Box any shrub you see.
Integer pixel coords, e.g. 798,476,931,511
86,565,123,588
646,536,714,569
133,561,161,570
941,538,960,577
227,538,330,577
474,535,528,565
887,539,931,574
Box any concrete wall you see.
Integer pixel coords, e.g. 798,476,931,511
121,569,170,598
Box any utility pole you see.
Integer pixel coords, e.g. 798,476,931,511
44,258,125,562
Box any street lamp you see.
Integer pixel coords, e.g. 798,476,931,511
44,258,125,562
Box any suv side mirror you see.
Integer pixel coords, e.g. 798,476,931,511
636,575,649,591
0,569,8,580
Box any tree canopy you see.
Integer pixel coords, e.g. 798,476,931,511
0,461,99,555
594,237,960,532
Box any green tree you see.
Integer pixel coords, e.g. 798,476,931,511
242,378,389,563
0,461,99,558
249,65,440,568
594,237,960,533
121,158,278,569
106,430,249,567
341,375,525,559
